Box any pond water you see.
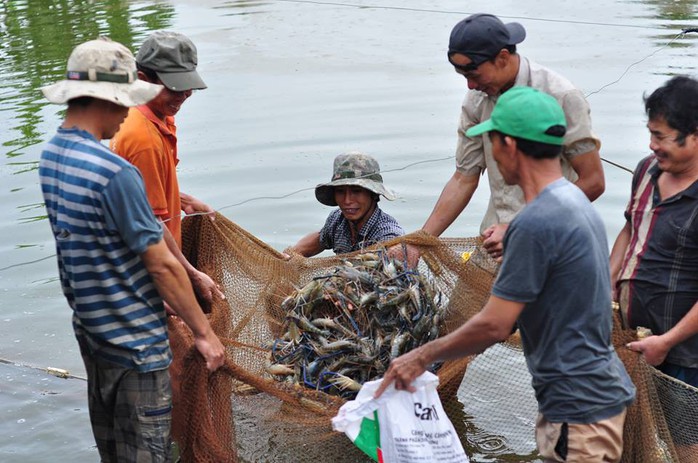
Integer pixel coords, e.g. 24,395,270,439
1,0,697,461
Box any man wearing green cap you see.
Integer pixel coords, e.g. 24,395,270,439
376,87,634,462
289,151,404,257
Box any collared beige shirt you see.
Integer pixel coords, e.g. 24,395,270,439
455,56,600,233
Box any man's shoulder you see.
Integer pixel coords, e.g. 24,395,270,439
110,108,157,146
44,129,130,170
118,107,150,131
111,107,161,154
374,206,397,220
324,208,344,226
525,58,580,96
462,88,490,113
633,155,657,176
517,181,580,222
362,207,404,242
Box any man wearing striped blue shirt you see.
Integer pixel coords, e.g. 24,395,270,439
39,37,225,463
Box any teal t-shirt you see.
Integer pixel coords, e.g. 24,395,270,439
492,178,635,423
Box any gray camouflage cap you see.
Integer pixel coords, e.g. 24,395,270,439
315,151,398,206
136,30,207,91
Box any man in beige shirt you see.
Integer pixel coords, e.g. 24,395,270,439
420,14,604,259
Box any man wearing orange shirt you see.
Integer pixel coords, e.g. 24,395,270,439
111,30,222,305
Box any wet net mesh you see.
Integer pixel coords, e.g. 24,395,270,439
169,214,698,463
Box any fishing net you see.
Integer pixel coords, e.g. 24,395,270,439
169,214,698,463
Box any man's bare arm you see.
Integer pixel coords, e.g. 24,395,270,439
609,222,631,296
422,171,480,237
161,224,224,304
375,295,523,397
141,240,225,371
289,231,323,258
628,300,698,366
569,149,605,202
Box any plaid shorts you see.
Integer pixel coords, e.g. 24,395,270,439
80,341,173,462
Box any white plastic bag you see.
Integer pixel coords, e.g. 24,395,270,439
332,371,469,462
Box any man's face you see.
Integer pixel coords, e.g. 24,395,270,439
647,117,698,175
334,186,375,223
104,102,130,139
450,52,508,96
143,74,193,120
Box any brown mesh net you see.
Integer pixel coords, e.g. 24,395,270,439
169,213,698,463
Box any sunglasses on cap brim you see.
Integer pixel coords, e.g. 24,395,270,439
447,51,496,73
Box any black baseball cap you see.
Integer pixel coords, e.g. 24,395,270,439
448,14,526,70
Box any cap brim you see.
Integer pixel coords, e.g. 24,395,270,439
157,70,207,91
505,22,526,45
465,119,496,138
314,179,398,207
41,80,163,106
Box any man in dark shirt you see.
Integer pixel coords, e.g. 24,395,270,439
611,76,698,388
290,151,404,256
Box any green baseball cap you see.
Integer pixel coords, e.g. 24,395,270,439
466,86,567,145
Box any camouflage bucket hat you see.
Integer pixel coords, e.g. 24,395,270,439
315,151,398,206
41,37,162,107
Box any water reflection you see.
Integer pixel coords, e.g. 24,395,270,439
213,0,273,15
0,0,175,162
644,0,698,20
443,395,540,462
639,0,698,50
0,1,697,461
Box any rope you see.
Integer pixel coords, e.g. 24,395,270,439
0,357,86,381
273,1,698,175
218,155,455,212
585,31,688,99
274,0,662,29
5,8,697,271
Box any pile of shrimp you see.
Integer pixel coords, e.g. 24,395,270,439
267,250,445,399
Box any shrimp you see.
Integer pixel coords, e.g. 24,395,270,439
327,373,362,392
266,363,295,376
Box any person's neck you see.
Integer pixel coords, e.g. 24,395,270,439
145,103,167,122
518,158,563,203
347,202,377,241
62,107,106,140
658,163,698,200
499,54,521,95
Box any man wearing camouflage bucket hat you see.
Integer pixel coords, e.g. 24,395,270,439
377,87,635,463
290,151,404,256
38,37,225,462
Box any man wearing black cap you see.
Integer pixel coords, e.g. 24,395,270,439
420,14,605,259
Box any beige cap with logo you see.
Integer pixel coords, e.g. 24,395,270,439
41,37,162,106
